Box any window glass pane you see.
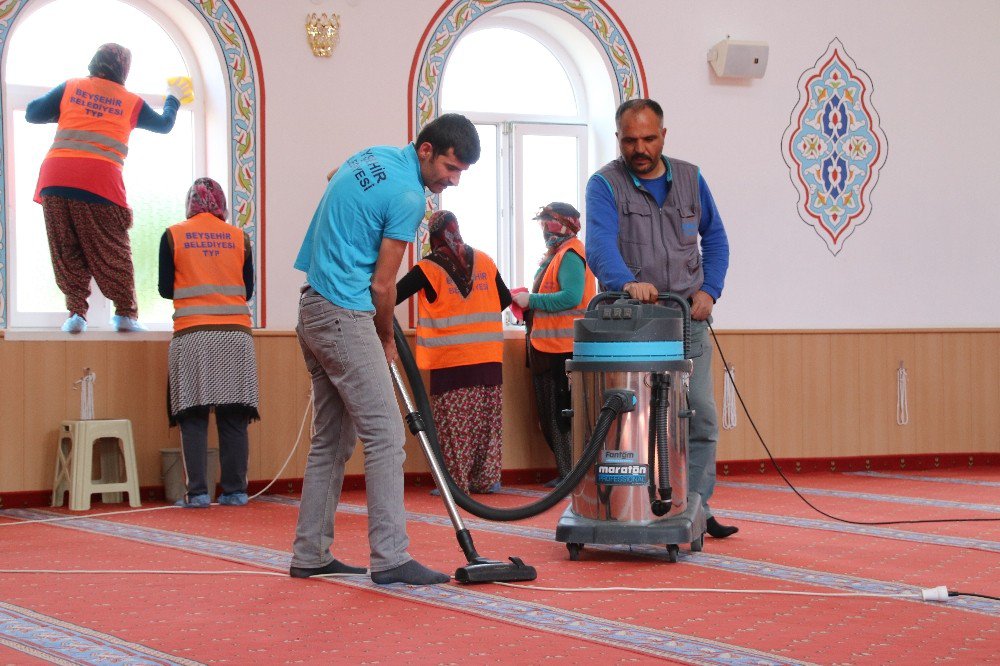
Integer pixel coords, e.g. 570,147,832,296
12,111,63,313
442,29,576,116
6,0,188,93
8,0,196,327
440,124,499,263
519,134,580,290
125,110,195,325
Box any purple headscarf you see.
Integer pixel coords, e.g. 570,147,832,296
186,177,228,221
88,43,131,85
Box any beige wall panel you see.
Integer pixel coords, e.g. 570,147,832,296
913,334,946,455
969,332,1000,452
21,342,69,491
502,338,550,470
1,330,997,495
938,333,974,453
108,341,172,487
829,334,861,457
858,335,891,456
0,341,25,493
714,333,750,460
737,335,776,459
771,335,804,457
254,335,313,482
799,334,833,458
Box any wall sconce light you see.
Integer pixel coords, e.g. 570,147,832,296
306,12,341,57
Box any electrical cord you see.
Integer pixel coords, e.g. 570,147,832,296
708,322,1000,526
0,568,979,602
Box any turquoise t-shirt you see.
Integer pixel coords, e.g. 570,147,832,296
295,144,426,311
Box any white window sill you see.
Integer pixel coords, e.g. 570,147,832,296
2,328,174,342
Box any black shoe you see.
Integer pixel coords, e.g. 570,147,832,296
706,517,739,538
289,559,367,578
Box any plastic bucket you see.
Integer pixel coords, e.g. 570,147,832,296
161,447,220,503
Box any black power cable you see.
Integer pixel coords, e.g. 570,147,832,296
708,322,1000,526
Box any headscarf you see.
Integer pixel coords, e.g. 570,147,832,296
186,177,228,221
533,202,581,283
426,209,474,297
88,43,131,85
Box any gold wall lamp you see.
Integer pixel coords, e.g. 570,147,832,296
306,12,341,57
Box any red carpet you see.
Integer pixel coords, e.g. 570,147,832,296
1,466,997,664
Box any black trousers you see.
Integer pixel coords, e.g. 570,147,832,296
177,405,249,497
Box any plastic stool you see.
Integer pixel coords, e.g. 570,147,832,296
52,419,142,511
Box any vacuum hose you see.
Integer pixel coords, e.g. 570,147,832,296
394,319,634,522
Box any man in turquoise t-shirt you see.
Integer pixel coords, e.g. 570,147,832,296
291,114,480,586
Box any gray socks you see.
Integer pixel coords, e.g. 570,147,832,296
371,559,450,585
289,559,368,579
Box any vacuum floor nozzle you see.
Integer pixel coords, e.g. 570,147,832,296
454,557,537,584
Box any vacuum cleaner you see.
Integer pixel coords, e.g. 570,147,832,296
555,292,707,562
390,290,703,572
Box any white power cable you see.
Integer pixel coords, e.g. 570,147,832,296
247,387,313,500
721,365,737,430
0,570,950,602
0,389,314,527
896,362,909,426
74,368,96,420
496,582,953,602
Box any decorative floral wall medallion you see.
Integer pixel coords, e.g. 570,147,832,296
782,38,887,256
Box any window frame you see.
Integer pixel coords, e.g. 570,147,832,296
0,0,264,332
439,22,591,320
3,0,206,331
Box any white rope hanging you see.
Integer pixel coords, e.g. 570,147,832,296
896,361,909,426
722,364,737,430
73,367,96,420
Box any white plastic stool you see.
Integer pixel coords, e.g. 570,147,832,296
52,419,142,511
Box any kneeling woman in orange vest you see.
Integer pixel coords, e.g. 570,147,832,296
158,178,259,508
511,202,595,486
396,210,512,494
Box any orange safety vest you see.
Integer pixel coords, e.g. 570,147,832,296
168,212,251,332
529,238,596,354
415,250,504,370
45,77,141,169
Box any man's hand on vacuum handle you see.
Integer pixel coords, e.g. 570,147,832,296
623,281,658,303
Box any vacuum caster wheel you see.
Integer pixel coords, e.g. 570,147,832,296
567,543,584,561
666,544,679,563
690,534,704,552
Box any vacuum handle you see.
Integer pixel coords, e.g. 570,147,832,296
586,291,692,358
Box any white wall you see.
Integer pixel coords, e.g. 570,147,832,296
244,0,1000,329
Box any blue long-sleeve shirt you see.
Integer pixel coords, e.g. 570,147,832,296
25,82,179,132
584,166,729,301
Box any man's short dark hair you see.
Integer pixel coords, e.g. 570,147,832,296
615,98,664,128
415,113,481,164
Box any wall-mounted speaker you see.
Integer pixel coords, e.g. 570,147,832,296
707,39,769,79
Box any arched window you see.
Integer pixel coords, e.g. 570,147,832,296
1,0,264,330
440,25,590,292
6,0,194,328
411,0,644,318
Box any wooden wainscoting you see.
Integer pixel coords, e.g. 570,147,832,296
0,329,997,497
